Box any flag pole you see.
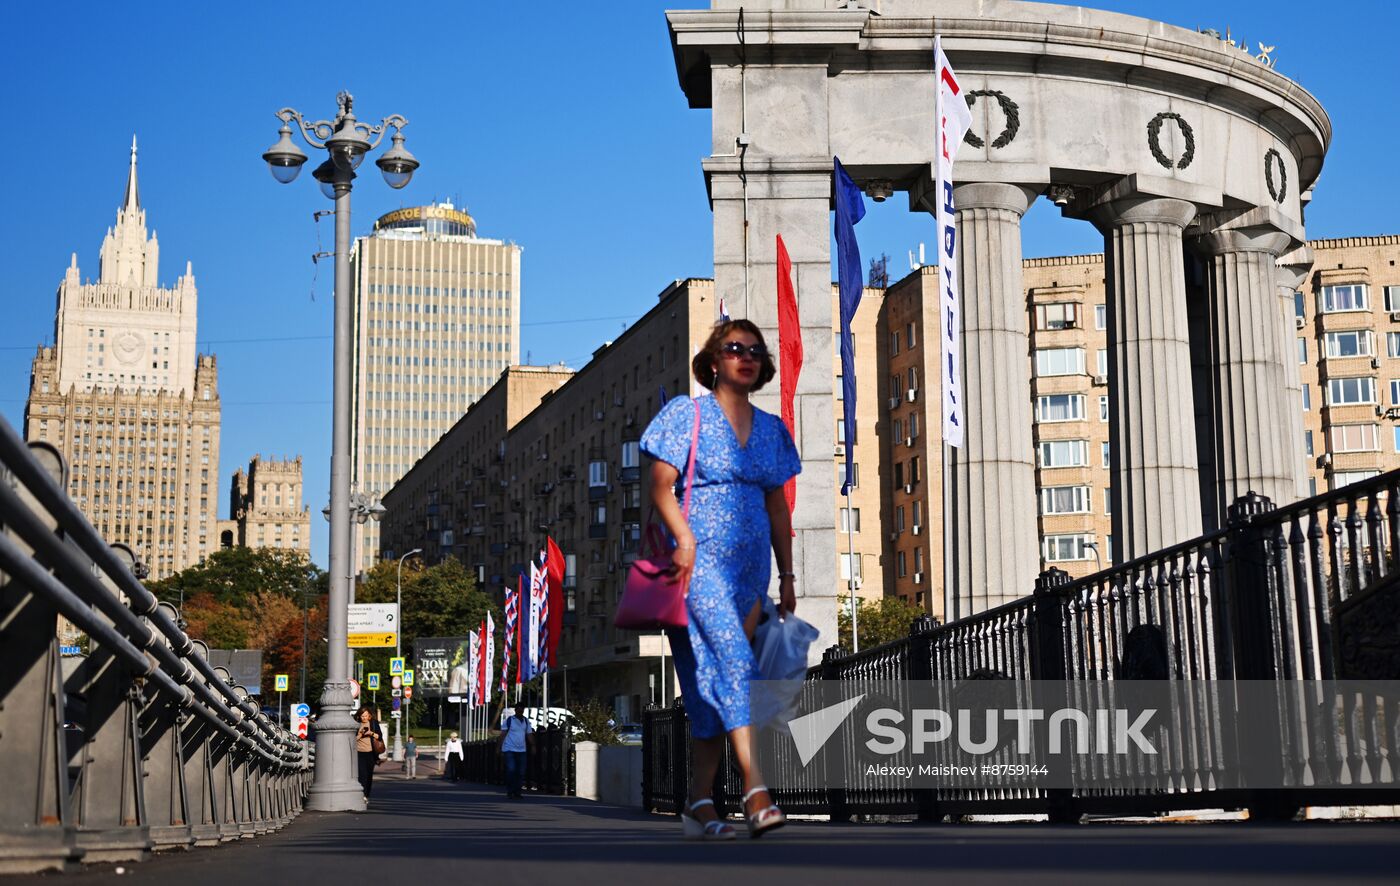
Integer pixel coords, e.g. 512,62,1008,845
844,482,859,653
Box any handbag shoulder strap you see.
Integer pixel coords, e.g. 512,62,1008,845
680,397,701,520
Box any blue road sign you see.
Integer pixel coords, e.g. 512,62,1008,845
293,703,311,718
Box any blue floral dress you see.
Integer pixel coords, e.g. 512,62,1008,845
640,394,802,739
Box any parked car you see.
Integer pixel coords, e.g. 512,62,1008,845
615,723,642,745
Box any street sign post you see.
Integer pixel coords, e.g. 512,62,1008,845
403,669,415,687
275,673,289,725
405,686,414,700
291,702,311,740
389,657,405,676
367,673,381,691
348,603,399,648
391,675,402,690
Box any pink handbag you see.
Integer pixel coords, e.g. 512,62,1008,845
615,399,701,630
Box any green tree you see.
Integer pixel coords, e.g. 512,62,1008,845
837,594,930,651
149,546,322,608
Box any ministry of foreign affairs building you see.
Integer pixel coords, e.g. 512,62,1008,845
24,142,220,580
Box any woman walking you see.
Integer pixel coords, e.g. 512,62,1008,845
443,731,464,782
640,319,801,840
354,707,385,800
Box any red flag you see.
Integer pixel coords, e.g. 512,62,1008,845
545,537,566,667
476,619,488,705
776,235,803,521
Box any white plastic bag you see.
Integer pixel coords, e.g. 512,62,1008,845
750,595,820,734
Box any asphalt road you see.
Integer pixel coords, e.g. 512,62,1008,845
13,776,1400,885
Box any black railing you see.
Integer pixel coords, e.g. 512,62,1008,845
643,478,1400,821
0,417,311,874
458,727,574,795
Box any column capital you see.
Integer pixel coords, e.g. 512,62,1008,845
1189,224,1293,259
1276,244,1316,292
1088,195,1197,230
952,182,1040,215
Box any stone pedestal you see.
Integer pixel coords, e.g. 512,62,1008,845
1277,246,1317,500
707,161,838,658
1091,196,1204,560
939,182,1040,616
1191,226,1297,522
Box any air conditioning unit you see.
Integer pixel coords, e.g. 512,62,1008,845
888,396,899,409
888,531,900,541
913,572,924,584
906,389,918,402
1390,312,1400,322
1320,453,1333,467
1092,374,1108,386
1296,316,1307,329
834,445,845,457
905,437,914,447
1063,319,1078,329
594,410,604,421
625,414,635,427
912,524,922,536
1372,357,1382,370
903,483,914,494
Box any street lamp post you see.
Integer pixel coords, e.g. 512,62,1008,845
393,547,422,761
263,91,418,812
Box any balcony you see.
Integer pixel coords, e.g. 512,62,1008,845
619,466,640,484
588,523,608,539
588,484,609,501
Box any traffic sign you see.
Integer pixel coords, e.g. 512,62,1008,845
389,657,405,676
348,604,399,648
447,695,463,704
275,674,289,692
390,675,402,690
293,703,311,718
349,679,360,699
392,688,402,698
402,669,415,687
404,686,414,700
290,703,311,739
390,710,401,719
367,673,381,691
392,697,401,711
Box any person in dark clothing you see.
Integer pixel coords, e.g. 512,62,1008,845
354,706,384,799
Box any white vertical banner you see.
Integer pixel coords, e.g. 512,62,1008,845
467,631,480,709
935,36,973,448
483,612,495,707
526,562,543,677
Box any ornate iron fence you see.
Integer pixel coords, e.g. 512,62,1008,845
643,479,1400,821
459,727,574,795
0,418,310,873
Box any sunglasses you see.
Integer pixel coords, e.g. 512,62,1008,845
720,341,768,360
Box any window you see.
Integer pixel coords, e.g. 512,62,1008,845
839,553,863,581
1035,302,1078,330
890,331,900,356
846,463,860,488
912,500,922,529
591,502,606,525
588,460,608,487
1392,380,1400,405
1327,377,1376,405
1332,469,1380,490
1302,384,1311,411
1389,332,1400,358
895,506,906,532
1305,430,1314,456
1037,394,1086,422
910,457,921,484
1394,426,1400,453
1104,489,1112,516
906,322,917,348
840,507,860,533
1035,347,1086,377
1297,337,1308,364
1099,396,1109,422
837,419,847,446
1043,534,1093,562
1094,304,1107,330
1320,284,1369,313
1324,330,1375,358
621,441,639,469
892,419,903,442
1096,349,1108,376
1040,486,1091,515
1387,286,1400,313
897,550,907,578
910,413,919,439
1102,441,1111,468
1331,423,1380,452
1294,290,1306,318
1039,439,1089,468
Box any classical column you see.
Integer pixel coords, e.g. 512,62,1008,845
1090,196,1204,560
944,182,1040,616
707,161,838,653
1277,246,1316,500
1191,224,1296,521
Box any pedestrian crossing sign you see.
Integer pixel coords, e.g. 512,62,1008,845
390,657,405,676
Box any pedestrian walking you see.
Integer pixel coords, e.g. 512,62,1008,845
499,703,534,799
354,707,386,800
404,735,418,779
640,319,800,841
443,731,464,782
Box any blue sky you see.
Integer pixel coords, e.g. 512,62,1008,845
2,1,1396,567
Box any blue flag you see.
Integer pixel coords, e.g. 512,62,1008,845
833,157,866,493
658,385,669,407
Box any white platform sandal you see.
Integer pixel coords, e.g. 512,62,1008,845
743,785,786,838
680,797,736,841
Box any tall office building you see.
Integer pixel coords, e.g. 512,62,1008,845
350,202,521,570
24,140,221,579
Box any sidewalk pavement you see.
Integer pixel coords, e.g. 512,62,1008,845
12,779,1399,885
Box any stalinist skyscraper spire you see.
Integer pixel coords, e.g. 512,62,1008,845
25,140,221,579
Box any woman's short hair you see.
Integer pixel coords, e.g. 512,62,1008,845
691,319,777,392
354,706,373,721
